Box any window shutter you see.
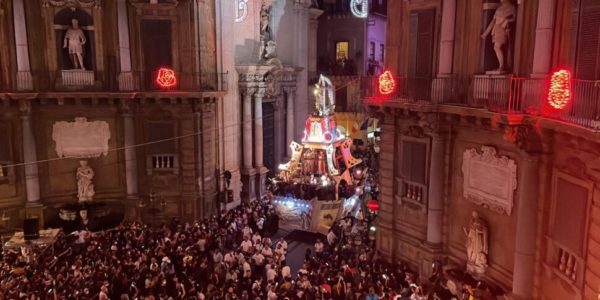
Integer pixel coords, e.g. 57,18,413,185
147,122,176,154
401,141,413,179
416,9,435,79
410,142,427,184
575,0,600,80
552,177,588,256
408,12,419,77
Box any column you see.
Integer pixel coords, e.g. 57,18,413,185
308,8,324,79
122,107,138,198
437,0,456,76
254,89,264,167
12,0,32,91
242,89,254,170
512,154,539,299
19,100,40,204
117,0,134,91
531,0,556,76
286,88,296,157
426,133,445,245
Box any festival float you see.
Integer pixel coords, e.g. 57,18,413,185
271,75,369,234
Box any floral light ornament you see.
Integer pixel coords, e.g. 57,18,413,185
547,69,572,110
350,0,368,18
378,70,396,95
155,68,177,89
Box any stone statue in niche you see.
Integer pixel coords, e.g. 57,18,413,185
63,18,87,70
76,160,95,203
481,0,516,73
463,211,489,275
259,0,276,61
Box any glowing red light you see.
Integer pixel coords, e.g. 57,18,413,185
155,68,177,89
367,199,379,213
378,70,395,95
547,69,571,110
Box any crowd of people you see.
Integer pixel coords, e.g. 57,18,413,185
1,195,430,300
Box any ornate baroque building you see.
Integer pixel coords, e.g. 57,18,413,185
0,0,224,227
374,0,600,299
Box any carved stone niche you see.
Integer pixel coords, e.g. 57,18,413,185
461,146,517,215
43,1,102,87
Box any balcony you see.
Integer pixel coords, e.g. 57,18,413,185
361,76,600,130
1,71,228,93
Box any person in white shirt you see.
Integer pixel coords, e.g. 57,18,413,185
266,264,278,282
252,232,262,245
281,265,291,279
224,250,237,266
252,251,265,267
267,285,278,300
240,236,253,254
242,225,252,240
261,245,273,258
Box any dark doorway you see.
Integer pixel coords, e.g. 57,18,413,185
263,102,276,176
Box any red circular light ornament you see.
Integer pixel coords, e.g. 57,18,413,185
155,68,177,89
547,69,571,110
367,199,379,213
378,70,396,95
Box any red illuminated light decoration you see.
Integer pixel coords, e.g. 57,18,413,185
367,199,379,213
547,69,571,110
378,70,396,95
155,68,177,89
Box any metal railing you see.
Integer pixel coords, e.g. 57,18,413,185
362,75,600,130
1,71,229,93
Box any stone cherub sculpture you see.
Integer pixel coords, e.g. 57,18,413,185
463,211,489,275
63,18,87,70
76,160,95,203
481,0,516,73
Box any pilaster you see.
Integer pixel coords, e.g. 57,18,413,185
12,0,32,91
120,100,139,220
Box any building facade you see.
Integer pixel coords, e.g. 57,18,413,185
374,0,600,299
0,0,225,230
316,0,387,77
215,0,321,206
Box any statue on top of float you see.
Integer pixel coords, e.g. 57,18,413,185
314,75,336,117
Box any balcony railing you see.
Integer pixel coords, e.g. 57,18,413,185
363,75,600,130
1,71,228,93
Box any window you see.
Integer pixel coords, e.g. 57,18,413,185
547,171,590,288
395,138,428,207
369,42,376,61
408,9,435,78
379,43,385,63
335,41,349,61
145,122,178,174
141,20,173,89
574,0,600,79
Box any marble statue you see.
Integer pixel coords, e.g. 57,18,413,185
315,75,335,116
63,19,87,70
481,0,516,73
463,211,488,275
259,0,274,61
76,160,95,203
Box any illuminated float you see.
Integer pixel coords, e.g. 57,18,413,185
272,75,365,234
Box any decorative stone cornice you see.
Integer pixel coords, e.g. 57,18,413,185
42,0,101,8
502,124,542,154
294,0,312,10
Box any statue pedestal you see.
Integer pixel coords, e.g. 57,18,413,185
466,262,488,278
241,168,258,203
58,70,95,86
256,166,269,200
